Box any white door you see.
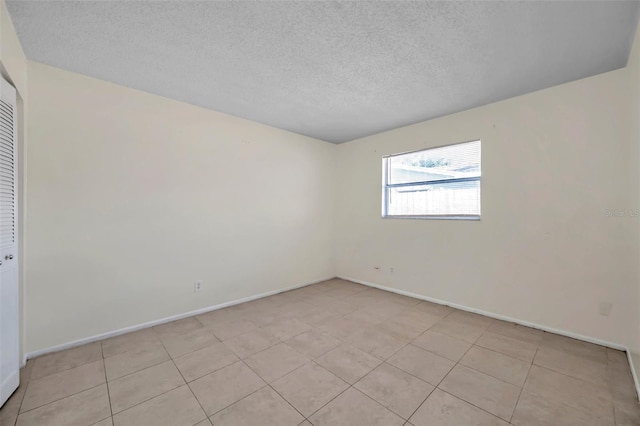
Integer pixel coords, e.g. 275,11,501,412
0,76,19,407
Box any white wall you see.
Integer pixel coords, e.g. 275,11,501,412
335,66,638,350
629,22,640,380
25,61,335,353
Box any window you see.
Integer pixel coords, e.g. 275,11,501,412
382,140,481,219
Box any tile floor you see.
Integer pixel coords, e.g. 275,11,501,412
1,278,639,426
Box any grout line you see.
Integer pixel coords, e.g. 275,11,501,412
100,342,114,419
509,346,538,423
168,353,209,424
428,340,513,423
10,365,31,425
16,382,106,416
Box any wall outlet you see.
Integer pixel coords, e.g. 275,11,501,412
194,280,202,292
599,302,612,317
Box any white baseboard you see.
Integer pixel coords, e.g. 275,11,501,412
340,275,640,400
340,275,625,349
24,276,335,361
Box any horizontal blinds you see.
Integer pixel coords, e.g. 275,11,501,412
384,140,481,217
387,140,481,185
0,98,15,248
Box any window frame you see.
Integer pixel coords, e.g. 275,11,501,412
381,140,481,220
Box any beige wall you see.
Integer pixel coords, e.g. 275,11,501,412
629,23,640,382
25,61,335,352
335,66,638,350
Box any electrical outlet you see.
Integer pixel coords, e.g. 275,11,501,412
194,280,202,292
599,302,612,317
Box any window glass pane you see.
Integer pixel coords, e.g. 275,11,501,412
388,140,480,185
386,180,480,216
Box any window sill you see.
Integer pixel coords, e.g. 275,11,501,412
381,215,481,221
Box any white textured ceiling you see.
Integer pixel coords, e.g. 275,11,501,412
6,1,640,143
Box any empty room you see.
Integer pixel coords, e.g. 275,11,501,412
1,0,640,425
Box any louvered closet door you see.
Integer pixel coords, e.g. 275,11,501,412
0,76,19,408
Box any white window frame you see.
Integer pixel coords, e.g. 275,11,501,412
382,140,481,220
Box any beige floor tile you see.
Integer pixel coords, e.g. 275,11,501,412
16,385,110,426
189,361,265,415
512,390,609,426
611,367,638,405
211,386,304,426
430,317,486,343
439,364,520,421
476,332,538,362
272,362,348,417
614,400,640,426
534,345,609,386
381,311,441,340
412,330,472,362
30,342,102,380
104,339,170,381
101,329,160,358
20,360,35,386
154,317,204,337
157,327,220,358
381,292,422,307
409,389,507,426
316,316,372,341
244,343,310,383
295,306,341,326
263,317,312,341
194,418,212,426
461,346,531,386
354,363,434,419
347,327,408,360
279,301,318,318
377,317,430,341
93,417,113,426
243,309,286,327
112,385,206,426
108,360,184,414
540,333,608,365
343,309,387,326
413,301,454,318
316,344,382,384
387,344,455,386
606,348,628,368
446,311,495,328
486,321,544,345
205,318,258,341
308,387,404,426
15,281,640,426
523,365,614,422
312,297,360,315
174,342,238,382
195,307,245,328
284,329,342,359
21,359,106,412
224,329,280,358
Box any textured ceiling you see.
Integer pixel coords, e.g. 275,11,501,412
6,1,640,143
